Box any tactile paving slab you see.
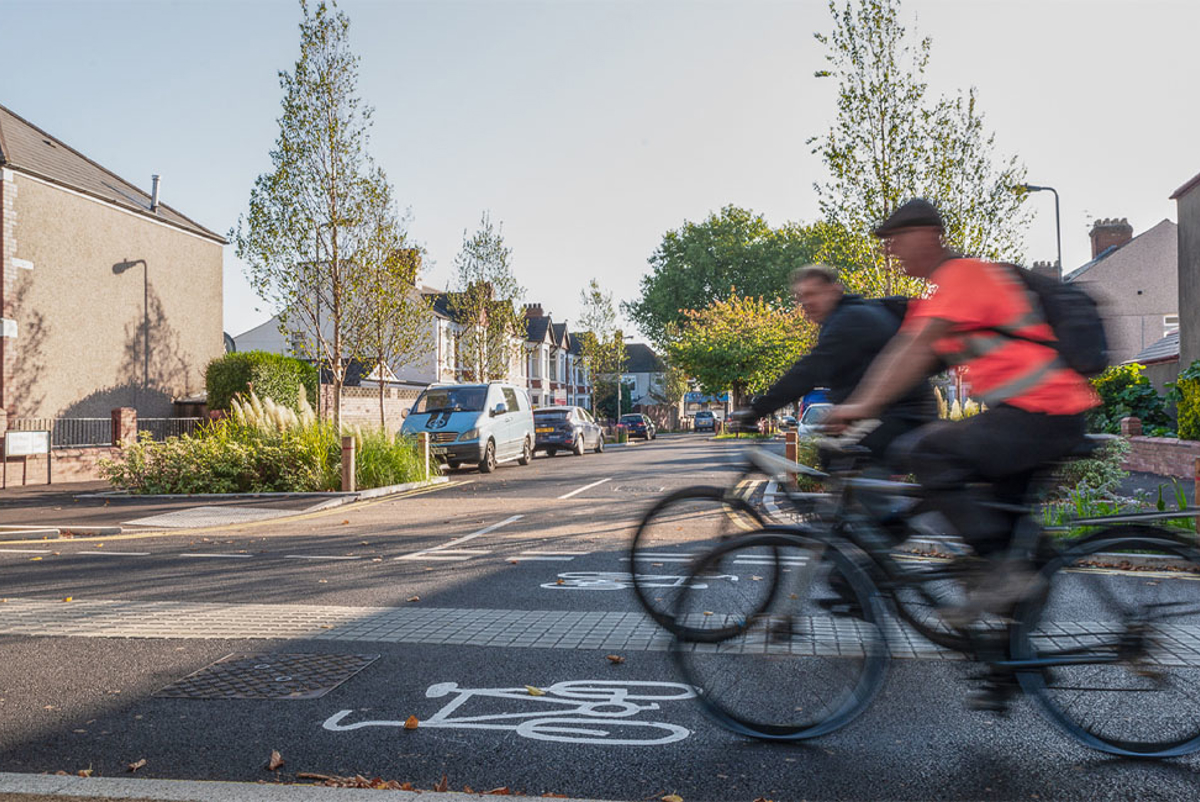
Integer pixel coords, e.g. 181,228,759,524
154,653,379,700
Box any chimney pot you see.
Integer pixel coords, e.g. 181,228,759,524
150,174,161,213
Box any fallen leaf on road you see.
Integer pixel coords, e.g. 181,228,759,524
399,782,414,791
318,579,328,584
127,758,147,773
464,786,475,794
702,611,713,616
406,596,420,603
662,795,683,802
341,520,350,525
63,597,73,602
372,558,382,562
525,685,546,696
487,787,513,795
750,575,762,581
78,767,93,777
555,579,565,585
266,750,284,771
753,798,774,802
542,794,569,798
95,543,104,548
789,594,798,600
29,557,42,561
404,715,419,730
509,560,518,565
360,541,370,546
434,774,449,792
605,654,625,665
320,625,333,630
52,551,61,556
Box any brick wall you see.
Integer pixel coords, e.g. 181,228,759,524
1123,435,1200,478
3,446,120,485
320,385,422,434
2,168,16,413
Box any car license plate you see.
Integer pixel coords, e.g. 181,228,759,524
536,427,553,433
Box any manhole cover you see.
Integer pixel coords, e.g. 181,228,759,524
613,485,665,494
154,653,379,700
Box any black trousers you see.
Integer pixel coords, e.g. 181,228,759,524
888,405,1086,557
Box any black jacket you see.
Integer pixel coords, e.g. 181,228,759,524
750,294,935,421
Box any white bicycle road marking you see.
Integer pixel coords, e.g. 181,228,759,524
322,680,696,745
557,477,612,500
542,571,738,591
396,515,524,562
178,553,252,559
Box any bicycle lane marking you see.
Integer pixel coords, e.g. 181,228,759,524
395,515,524,562
322,680,696,746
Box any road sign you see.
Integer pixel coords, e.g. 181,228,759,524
3,430,51,487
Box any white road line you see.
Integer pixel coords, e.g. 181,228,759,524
0,548,53,554
78,551,151,557
396,515,524,561
179,553,253,559
433,549,492,555
519,550,589,556
622,556,694,563
557,477,612,500
411,555,473,562
631,552,697,558
285,555,363,561
512,556,575,562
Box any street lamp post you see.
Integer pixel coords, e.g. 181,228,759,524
1019,183,1062,280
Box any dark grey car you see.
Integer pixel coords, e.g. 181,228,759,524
533,406,605,456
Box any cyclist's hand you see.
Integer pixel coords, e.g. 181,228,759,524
823,403,872,433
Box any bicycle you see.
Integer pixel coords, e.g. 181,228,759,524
627,445,823,638
668,433,1200,758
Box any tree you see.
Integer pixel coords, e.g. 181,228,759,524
666,292,816,410
810,0,1029,297
449,212,525,381
576,279,627,416
345,183,433,427
625,206,824,346
234,0,384,432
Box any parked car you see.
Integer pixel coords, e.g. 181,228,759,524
620,413,657,440
401,382,535,473
693,410,717,433
796,403,833,437
533,405,605,456
781,414,798,430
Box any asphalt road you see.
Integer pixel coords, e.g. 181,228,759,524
1,433,1198,801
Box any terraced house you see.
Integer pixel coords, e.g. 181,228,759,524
0,103,224,435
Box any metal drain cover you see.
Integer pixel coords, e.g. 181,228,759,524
154,653,379,700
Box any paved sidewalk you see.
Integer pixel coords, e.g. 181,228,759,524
0,772,605,802
3,596,1196,663
0,482,324,536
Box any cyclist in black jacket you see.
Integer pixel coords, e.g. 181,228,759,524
738,264,936,464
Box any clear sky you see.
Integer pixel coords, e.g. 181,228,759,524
4,0,1198,343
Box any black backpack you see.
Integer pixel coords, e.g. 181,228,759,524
994,264,1109,377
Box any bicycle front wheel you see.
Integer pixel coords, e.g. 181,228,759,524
671,528,888,740
629,485,768,638
1012,525,1200,757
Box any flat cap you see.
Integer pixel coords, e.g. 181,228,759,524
872,198,944,236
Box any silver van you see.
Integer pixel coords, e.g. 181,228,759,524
401,382,535,473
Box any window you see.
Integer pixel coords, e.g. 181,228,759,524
503,387,520,412
1165,314,1180,336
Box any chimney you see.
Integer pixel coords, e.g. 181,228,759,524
1031,261,1059,281
150,174,161,213
524,303,544,318
1089,217,1132,259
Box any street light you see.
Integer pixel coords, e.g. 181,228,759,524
1017,183,1062,280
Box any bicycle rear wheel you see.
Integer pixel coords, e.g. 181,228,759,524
1012,525,1200,757
671,528,888,740
629,485,768,638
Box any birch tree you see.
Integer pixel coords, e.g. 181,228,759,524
449,212,525,381
233,0,383,432
346,179,433,428
810,0,1029,296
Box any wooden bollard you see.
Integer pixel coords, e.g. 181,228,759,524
341,435,356,493
418,432,431,480
785,430,798,462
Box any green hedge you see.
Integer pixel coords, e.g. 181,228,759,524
1171,360,1200,441
1087,363,1172,435
205,351,318,412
